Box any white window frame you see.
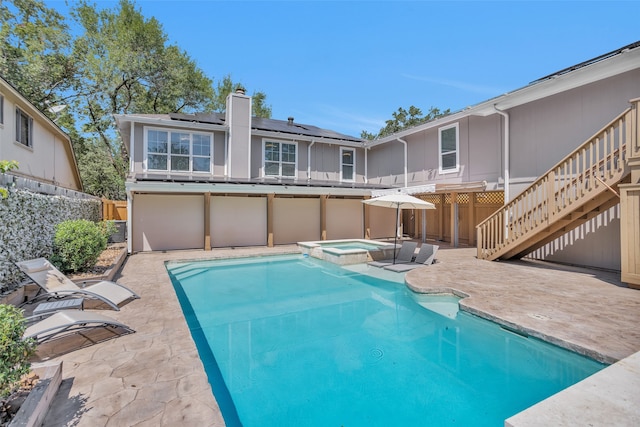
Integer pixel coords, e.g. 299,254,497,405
438,122,459,174
15,107,33,148
340,147,356,182
143,126,213,173
262,139,298,178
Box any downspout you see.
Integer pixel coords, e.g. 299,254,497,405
397,138,408,188
397,138,409,239
307,140,315,180
364,146,368,184
224,130,229,177
129,121,135,174
494,106,510,203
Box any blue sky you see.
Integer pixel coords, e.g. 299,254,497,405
45,1,639,137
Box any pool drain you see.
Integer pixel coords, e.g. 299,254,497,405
369,348,384,361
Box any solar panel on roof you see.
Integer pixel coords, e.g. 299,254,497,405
167,112,363,143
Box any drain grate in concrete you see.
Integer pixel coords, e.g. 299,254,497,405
528,313,551,320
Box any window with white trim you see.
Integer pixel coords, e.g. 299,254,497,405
144,128,212,173
15,107,33,147
439,123,459,173
263,140,297,178
340,147,355,182
0,94,4,125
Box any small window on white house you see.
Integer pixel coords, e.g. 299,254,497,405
439,123,459,173
0,94,4,124
15,108,33,147
263,140,297,178
145,128,212,173
340,147,355,182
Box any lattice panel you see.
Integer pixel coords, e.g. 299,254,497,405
475,191,504,204
418,194,441,204
457,193,470,204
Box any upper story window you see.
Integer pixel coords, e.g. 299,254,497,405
439,123,459,174
340,147,355,182
263,140,297,178
0,94,4,125
15,107,33,147
145,128,212,173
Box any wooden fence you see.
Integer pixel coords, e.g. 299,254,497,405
411,191,505,246
102,199,127,221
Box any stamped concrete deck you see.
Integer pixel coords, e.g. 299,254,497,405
39,244,640,426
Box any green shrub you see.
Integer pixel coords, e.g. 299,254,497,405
0,304,35,397
51,219,115,273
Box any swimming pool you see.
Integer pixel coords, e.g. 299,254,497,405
166,255,604,426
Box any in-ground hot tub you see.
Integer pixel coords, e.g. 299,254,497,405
298,239,397,265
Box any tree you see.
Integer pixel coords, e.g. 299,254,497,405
361,106,451,140
0,0,74,107
70,0,217,179
1,0,272,199
212,74,271,118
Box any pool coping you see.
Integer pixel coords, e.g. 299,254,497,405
41,244,640,426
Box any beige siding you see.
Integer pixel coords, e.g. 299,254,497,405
211,196,267,247
273,198,320,244
133,194,204,252
528,206,621,271
326,199,364,240
369,206,397,239
509,69,640,186
0,88,80,190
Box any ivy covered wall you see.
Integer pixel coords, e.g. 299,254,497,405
0,188,101,294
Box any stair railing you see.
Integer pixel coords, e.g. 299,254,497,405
477,99,639,260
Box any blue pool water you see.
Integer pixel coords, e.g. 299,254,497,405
166,255,604,427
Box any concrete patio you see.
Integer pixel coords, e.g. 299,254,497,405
37,243,640,426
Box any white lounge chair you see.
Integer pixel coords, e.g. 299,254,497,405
368,241,418,267
383,244,439,273
24,310,134,345
16,257,139,310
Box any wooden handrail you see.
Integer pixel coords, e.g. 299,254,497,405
477,98,638,260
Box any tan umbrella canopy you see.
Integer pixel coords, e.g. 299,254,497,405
363,194,435,263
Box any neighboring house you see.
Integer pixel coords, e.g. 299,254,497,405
115,41,640,285
0,76,82,191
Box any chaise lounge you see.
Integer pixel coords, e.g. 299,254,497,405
24,310,134,345
16,258,140,310
383,244,439,273
368,241,418,267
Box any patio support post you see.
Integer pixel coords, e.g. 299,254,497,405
363,196,371,239
204,192,211,251
126,192,133,254
267,193,274,247
451,192,459,247
320,195,327,240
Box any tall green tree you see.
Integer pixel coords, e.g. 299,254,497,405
212,74,272,117
361,106,451,140
1,0,272,199
70,0,217,179
0,0,74,107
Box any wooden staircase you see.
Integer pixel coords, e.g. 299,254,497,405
477,99,640,264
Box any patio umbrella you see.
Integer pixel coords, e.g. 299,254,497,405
362,194,435,263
